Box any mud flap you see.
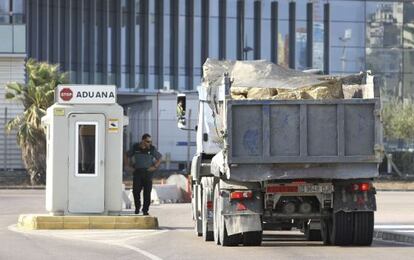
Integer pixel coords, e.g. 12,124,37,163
224,214,262,236
333,181,377,212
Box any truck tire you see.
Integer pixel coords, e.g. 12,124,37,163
353,211,374,246
330,211,353,246
305,225,322,241
243,231,262,246
214,183,240,246
321,218,331,245
202,187,214,241
193,184,202,237
219,217,240,247
213,184,220,245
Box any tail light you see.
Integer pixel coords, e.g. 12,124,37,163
266,186,298,193
236,202,247,211
352,183,371,192
230,190,253,200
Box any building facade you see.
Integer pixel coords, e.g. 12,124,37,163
0,0,26,170
24,0,414,99
3,0,414,170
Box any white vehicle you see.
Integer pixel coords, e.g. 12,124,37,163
178,60,383,246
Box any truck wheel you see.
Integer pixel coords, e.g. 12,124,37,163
330,211,353,246
202,187,214,241
193,184,202,237
353,211,374,246
243,231,262,246
219,217,241,246
305,225,322,241
213,184,220,245
214,184,240,246
321,218,331,245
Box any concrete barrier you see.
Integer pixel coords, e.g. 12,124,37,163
126,174,191,207
126,185,184,206
151,184,184,204
17,214,158,230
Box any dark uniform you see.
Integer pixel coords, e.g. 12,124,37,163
128,143,162,214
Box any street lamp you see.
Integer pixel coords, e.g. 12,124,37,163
339,29,352,74
243,46,254,60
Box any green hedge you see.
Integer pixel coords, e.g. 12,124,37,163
382,99,414,140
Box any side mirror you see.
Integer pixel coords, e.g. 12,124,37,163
177,94,186,129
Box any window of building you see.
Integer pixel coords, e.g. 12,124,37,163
120,0,130,89
331,0,365,23
145,0,155,90
402,0,414,96
278,20,289,68
70,0,78,82
135,0,141,87
12,0,24,24
108,0,116,84
376,72,401,98
313,22,324,70
178,0,187,89
278,0,289,21
296,21,307,70
225,0,237,60
261,19,271,61
0,0,10,24
367,48,401,73
331,46,365,74
295,0,307,21
403,73,414,98
193,1,201,75
96,0,103,83
366,2,403,49
163,0,171,89
243,0,254,60
312,0,324,22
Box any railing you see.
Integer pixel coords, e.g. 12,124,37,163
1,107,24,170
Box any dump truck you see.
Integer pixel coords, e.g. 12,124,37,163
177,59,383,246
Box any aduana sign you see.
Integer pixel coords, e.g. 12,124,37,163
56,85,117,104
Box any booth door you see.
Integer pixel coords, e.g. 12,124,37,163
68,113,105,214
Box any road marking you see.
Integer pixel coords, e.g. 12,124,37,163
8,225,167,260
115,243,163,260
375,225,414,229
373,237,414,246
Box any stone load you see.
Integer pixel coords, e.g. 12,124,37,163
202,58,369,100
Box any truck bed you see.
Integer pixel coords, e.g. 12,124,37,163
221,98,383,181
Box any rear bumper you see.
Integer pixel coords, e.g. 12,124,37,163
226,163,378,182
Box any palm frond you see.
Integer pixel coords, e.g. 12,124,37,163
5,59,69,185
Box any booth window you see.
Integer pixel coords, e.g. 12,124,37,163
76,123,97,175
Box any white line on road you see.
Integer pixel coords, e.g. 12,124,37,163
8,225,167,260
375,225,414,229
115,243,164,260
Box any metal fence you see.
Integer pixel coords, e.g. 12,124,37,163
1,107,24,170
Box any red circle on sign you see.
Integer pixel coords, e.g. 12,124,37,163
60,88,73,101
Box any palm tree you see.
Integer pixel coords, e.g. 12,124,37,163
5,59,68,185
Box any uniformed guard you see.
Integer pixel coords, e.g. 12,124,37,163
127,133,162,215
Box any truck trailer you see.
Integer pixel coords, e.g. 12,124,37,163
178,60,383,246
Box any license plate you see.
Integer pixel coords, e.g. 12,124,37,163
298,183,333,193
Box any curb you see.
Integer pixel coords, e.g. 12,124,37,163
376,189,414,192
374,230,414,245
17,214,159,230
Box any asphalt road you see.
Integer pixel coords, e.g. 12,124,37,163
1,190,414,260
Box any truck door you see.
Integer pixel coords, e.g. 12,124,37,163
68,113,105,213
